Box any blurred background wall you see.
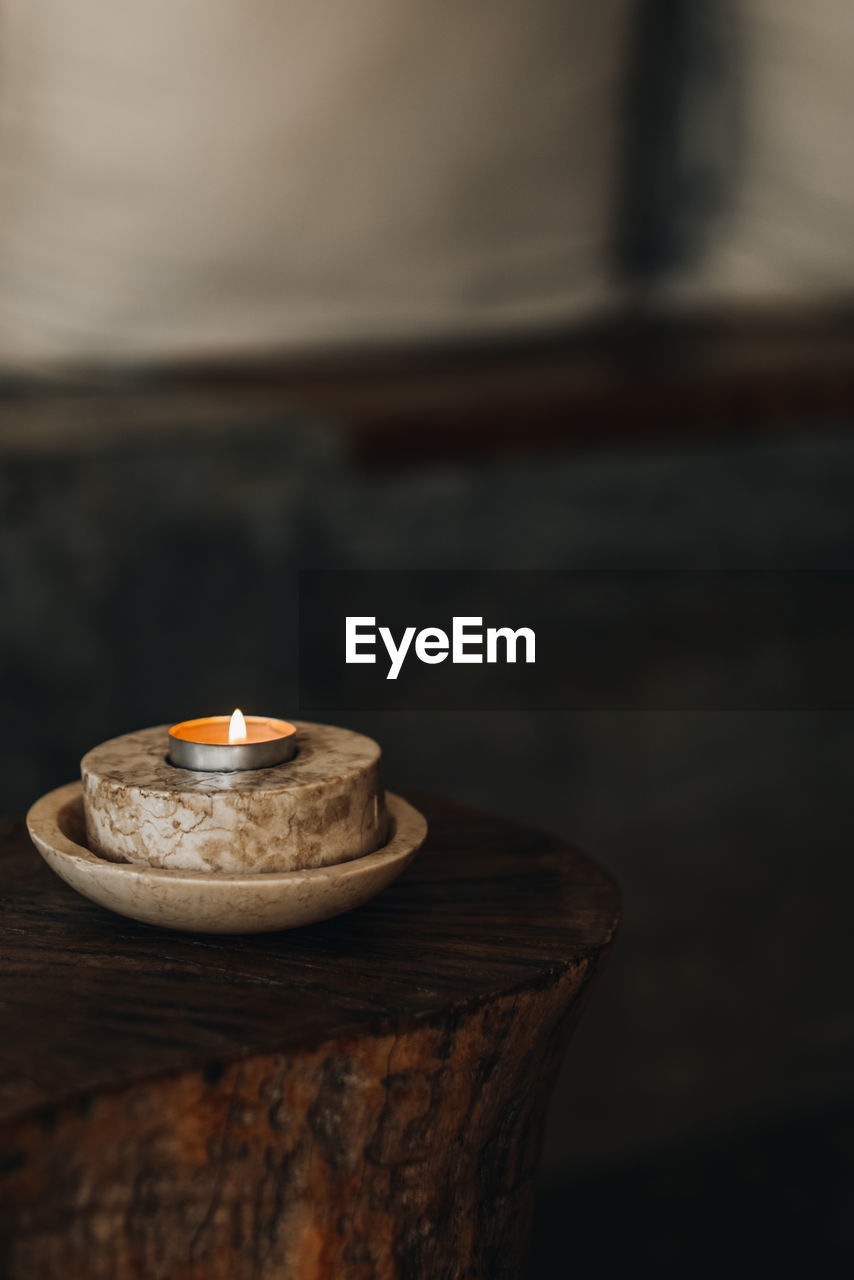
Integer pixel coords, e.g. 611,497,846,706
1,0,853,367
1,2,853,1275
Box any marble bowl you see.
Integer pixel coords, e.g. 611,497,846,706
27,783,427,934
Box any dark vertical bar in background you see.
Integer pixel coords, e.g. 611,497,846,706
616,0,741,282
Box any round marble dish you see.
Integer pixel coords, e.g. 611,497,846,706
27,783,427,934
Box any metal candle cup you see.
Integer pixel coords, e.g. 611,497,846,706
168,713,297,772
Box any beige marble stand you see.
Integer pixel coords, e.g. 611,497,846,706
82,722,387,874
27,784,425,934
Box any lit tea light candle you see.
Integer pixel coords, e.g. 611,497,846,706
168,709,297,772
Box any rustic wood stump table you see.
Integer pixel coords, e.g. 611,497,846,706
0,795,619,1280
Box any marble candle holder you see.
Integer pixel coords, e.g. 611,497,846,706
27,786,425,934
27,720,427,933
82,721,387,874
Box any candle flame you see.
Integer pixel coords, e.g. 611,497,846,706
228,708,247,743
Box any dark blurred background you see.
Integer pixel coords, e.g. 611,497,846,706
2,2,854,1275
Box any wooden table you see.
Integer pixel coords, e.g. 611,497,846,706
0,796,619,1280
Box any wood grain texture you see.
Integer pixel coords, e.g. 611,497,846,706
0,796,620,1279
